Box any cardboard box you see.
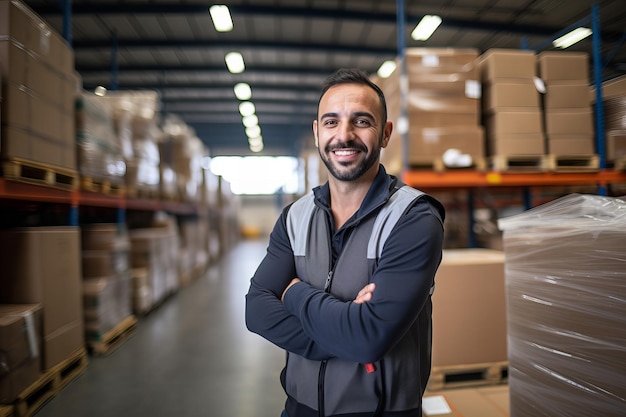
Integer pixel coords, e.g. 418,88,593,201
606,130,626,160
0,0,74,76
82,249,130,278
486,134,545,156
484,110,543,135
1,82,76,170
546,135,595,155
406,48,479,69
483,81,541,112
544,108,594,135
409,126,485,161
538,51,589,82
0,304,42,403
0,227,84,370
479,48,536,80
423,386,509,417
431,249,507,367
544,82,591,108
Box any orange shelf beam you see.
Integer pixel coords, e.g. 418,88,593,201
402,170,626,189
0,179,74,204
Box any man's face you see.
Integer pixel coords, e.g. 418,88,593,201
313,83,391,182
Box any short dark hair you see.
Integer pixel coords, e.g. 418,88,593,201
317,68,387,123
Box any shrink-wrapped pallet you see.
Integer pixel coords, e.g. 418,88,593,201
497,194,626,417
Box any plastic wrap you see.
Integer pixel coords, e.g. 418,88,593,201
75,92,126,180
497,194,626,417
83,273,132,339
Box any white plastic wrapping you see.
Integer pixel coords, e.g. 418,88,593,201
497,194,626,416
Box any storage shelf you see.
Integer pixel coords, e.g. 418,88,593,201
402,169,626,190
0,179,202,215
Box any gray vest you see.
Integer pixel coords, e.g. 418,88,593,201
284,185,432,415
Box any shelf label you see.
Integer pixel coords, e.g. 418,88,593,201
486,173,502,184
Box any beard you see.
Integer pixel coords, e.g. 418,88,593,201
319,138,382,181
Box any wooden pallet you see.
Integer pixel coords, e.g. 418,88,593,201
87,315,138,356
80,176,125,196
548,154,599,172
14,349,88,417
613,157,626,172
1,158,78,190
0,406,15,417
126,186,160,200
427,361,508,392
409,157,486,172
490,154,552,172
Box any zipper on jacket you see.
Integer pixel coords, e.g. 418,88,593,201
323,270,333,292
318,359,327,417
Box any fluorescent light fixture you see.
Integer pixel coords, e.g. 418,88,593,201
239,101,255,117
553,27,592,48
209,5,233,32
411,15,442,41
234,83,252,100
377,60,397,78
250,142,264,153
248,136,263,147
242,114,259,128
245,125,261,138
225,52,245,73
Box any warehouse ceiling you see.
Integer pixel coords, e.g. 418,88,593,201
24,0,626,157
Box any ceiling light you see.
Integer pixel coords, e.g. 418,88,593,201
552,27,592,49
242,114,258,128
249,142,264,153
411,15,442,41
225,52,245,73
248,136,263,147
245,125,261,138
239,101,255,117
209,5,233,32
377,60,397,78
234,83,252,100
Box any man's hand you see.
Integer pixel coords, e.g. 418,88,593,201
353,283,376,304
281,278,301,302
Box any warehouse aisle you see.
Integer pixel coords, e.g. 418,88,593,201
35,238,286,417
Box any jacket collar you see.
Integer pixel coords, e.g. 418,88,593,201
312,164,398,219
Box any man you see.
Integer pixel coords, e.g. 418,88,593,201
245,68,445,416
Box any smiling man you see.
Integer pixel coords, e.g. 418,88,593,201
245,68,445,417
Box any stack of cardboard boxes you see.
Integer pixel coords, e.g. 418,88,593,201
380,48,484,174
0,228,85,375
430,249,508,390
81,224,132,342
0,0,76,170
479,49,545,159
538,52,595,157
601,75,626,165
0,304,42,405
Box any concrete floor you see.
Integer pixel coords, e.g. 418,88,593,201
35,239,286,417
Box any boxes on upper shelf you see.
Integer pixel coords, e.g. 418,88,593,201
0,0,76,171
478,48,537,81
538,51,589,82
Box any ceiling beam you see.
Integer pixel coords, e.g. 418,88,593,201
32,3,624,40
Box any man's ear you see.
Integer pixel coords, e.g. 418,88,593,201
313,120,319,148
381,121,393,149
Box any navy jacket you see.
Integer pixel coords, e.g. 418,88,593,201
246,165,445,416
